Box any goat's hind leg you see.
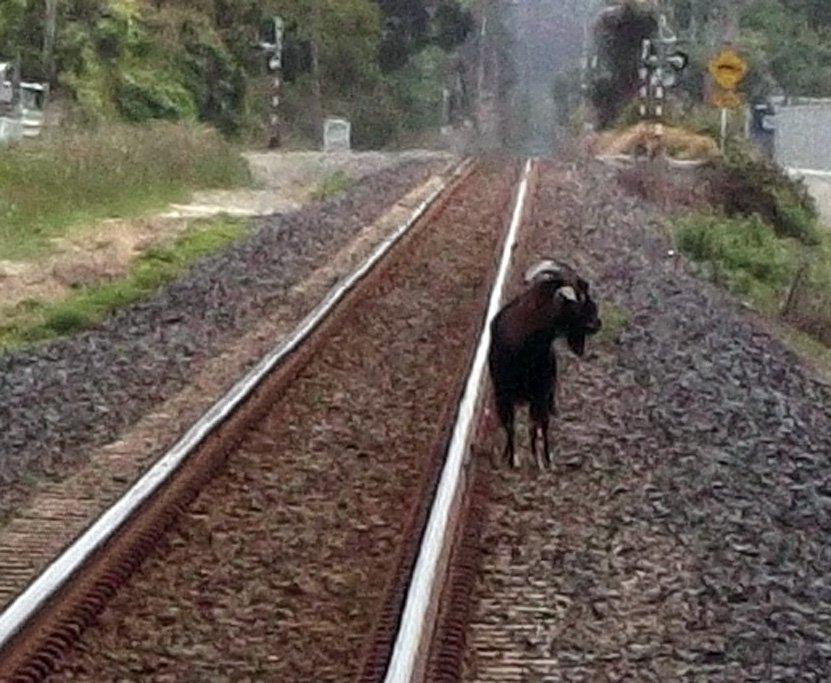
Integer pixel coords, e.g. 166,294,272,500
495,396,517,468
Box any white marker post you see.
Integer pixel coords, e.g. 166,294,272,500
720,107,728,153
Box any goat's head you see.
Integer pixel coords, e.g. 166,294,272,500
524,259,602,357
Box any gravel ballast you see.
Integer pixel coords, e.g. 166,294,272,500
464,160,831,681
0,157,448,491
47,160,517,681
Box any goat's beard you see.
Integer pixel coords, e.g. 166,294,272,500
567,329,587,357
566,317,602,357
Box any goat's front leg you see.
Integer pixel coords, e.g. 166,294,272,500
495,398,517,469
530,418,538,461
549,350,559,416
502,432,516,469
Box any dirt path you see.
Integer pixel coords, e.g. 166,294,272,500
0,150,452,313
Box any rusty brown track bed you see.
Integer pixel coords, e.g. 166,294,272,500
0,158,521,682
355,159,539,683
417,160,568,683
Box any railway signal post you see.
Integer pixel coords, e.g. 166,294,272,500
258,16,285,149
638,14,688,157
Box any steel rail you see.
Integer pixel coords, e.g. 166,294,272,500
383,157,535,683
0,157,474,652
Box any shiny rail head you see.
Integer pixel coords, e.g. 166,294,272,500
382,158,536,683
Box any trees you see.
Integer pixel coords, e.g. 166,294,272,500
590,2,658,128
665,0,831,99
0,0,473,145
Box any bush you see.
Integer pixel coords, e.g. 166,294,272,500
309,171,354,202
702,146,821,246
347,85,403,149
116,68,198,122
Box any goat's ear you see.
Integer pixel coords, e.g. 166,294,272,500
557,285,578,302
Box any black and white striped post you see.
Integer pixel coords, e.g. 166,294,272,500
639,38,663,150
258,16,285,149
638,15,688,155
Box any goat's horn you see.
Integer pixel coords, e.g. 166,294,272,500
557,285,578,302
524,260,563,283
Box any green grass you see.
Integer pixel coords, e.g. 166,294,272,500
673,211,831,348
0,217,248,350
308,170,354,202
596,302,629,348
0,121,251,261
673,212,800,311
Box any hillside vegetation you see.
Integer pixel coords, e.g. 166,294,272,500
588,0,831,131
0,0,474,147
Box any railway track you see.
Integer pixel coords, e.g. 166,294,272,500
0,156,535,682
21,154,800,683
7,154,824,683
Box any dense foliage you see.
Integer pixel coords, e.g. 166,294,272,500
666,0,831,100
590,2,657,129
587,0,831,131
0,0,474,145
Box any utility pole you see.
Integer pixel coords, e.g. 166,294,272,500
474,2,488,136
310,2,323,148
580,0,603,128
43,0,58,82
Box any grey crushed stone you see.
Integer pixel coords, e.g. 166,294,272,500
0,158,446,488
466,160,831,681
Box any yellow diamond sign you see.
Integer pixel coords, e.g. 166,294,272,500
708,49,748,90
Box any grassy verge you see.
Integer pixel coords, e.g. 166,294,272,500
672,211,831,352
0,217,248,351
596,302,630,349
0,122,251,260
673,212,800,312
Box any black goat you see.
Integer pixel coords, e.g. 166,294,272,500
488,260,601,468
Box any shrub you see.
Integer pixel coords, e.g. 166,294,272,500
702,146,821,246
309,171,354,201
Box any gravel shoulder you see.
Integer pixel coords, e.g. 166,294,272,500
0,154,453,517
464,159,831,681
